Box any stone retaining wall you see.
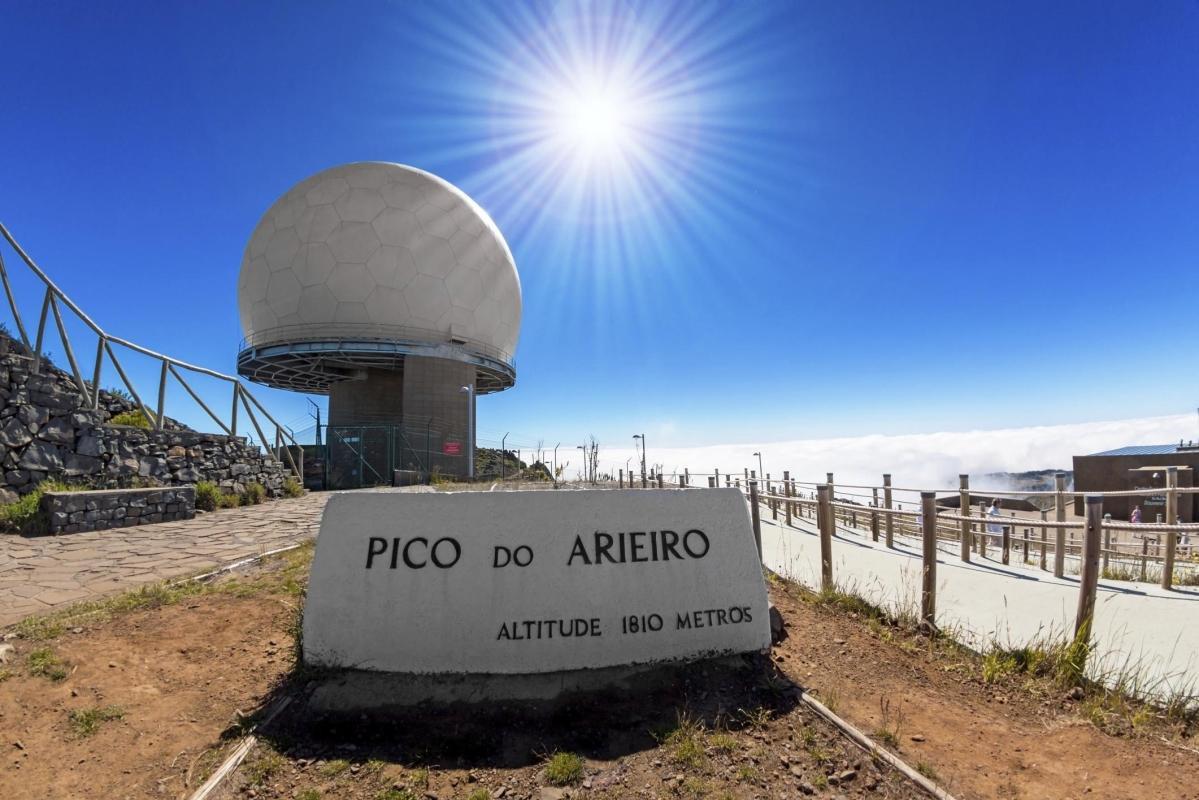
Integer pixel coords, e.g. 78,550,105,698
41,486,196,534
0,334,294,504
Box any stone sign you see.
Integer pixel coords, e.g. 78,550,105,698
302,488,770,675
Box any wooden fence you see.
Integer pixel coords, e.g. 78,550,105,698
615,468,1199,638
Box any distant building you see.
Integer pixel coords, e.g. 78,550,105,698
1072,443,1199,521
937,494,1042,513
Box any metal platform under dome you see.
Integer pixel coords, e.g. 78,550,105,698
236,324,516,395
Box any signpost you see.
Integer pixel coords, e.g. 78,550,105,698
303,488,771,690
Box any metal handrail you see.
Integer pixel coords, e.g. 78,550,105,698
0,221,301,477
239,321,514,366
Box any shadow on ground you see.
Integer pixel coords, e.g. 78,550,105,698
251,654,799,769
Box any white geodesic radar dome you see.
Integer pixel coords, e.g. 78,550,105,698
236,162,521,370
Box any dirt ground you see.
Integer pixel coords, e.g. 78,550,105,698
1,550,1196,800
768,581,1199,800
1,594,287,797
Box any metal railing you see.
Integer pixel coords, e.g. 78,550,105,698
239,321,513,366
0,222,301,478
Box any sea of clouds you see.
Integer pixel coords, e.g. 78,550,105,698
598,413,1197,497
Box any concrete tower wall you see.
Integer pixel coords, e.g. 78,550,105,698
327,369,406,427
323,357,475,482
402,356,474,478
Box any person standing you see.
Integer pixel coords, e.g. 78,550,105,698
987,498,1003,556
1131,505,1142,524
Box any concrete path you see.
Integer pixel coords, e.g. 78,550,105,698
0,493,329,628
760,514,1199,700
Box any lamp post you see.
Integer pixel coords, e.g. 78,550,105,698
753,451,763,482
633,433,647,488
553,443,560,483
458,385,475,480
577,445,587,483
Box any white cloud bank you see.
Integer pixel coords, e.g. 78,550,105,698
598,413,1197,495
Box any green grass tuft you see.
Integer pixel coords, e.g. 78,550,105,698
109,409,151,428
0,478,76,534
544,751,585,785
318,759,350,777
244,481,267,505
709,732,738,753
375,789,420,800
245,749,285,786
27,647,69,681
68,705,124,736
194,481,221,511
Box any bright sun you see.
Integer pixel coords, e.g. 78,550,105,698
551,80,641,163
560,89,630,150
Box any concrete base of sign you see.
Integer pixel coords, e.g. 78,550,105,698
307,655,751,712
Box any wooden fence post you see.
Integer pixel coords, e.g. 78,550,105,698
1022,527,1030,564
871,487,880,542
921,492,937,630
1054,472,1067,578
1162,466,1178,590
714,468,720,488
1102,514,1111,573
826,472,835,527
1002,513,1013,565
1140,537,1148,583
979,501,988,560
883,474,894,548
767,474,776,520
1040,509,1048,570
783,470,792,526
657,473,664,489
619,468,624,488
959,474,971,562
816,485,834,592
708,476,715,488
1076,495,1103,639
749,480,762,560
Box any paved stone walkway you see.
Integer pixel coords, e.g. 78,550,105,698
0,493,329,628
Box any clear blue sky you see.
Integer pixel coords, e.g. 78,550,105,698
2,1,1197,455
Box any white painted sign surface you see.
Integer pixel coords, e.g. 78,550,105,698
302,489,770,674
